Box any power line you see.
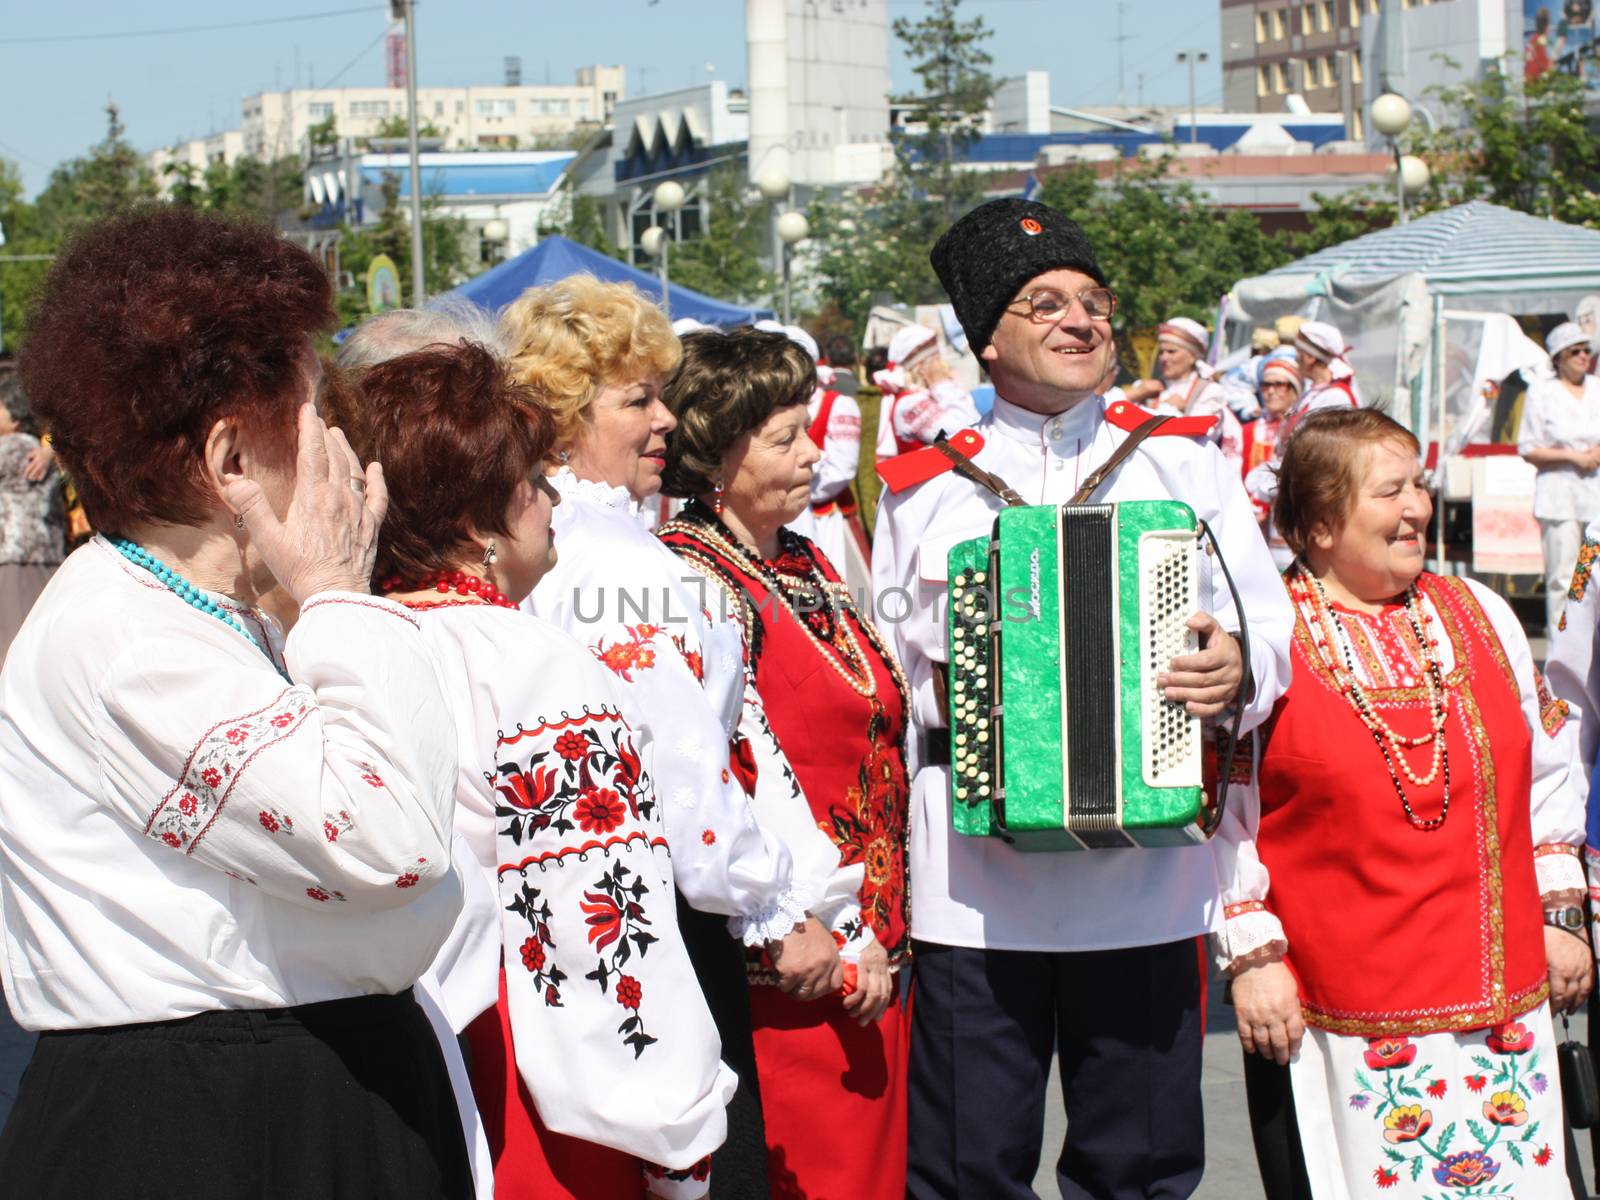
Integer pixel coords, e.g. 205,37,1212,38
0,6,385,46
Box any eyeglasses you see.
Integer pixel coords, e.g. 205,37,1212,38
1568,346,1594,358
1005,286,1117,324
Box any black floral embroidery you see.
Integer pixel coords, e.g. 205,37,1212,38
490,711,654,845
505,876,567,1007
580,860,660,1058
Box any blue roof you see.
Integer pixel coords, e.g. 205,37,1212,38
445,235,773,326
366,158,573,198
947,122,1348,163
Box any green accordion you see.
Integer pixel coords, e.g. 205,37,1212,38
945,500,1212,850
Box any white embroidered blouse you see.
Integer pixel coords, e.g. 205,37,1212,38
0,537,463,1030
529,470,837,943
414,603,735,1186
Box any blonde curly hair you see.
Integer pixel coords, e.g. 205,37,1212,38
499,276,682,450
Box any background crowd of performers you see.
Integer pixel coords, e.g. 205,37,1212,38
0,195,1596,1200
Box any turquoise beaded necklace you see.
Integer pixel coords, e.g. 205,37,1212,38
110,536,285,676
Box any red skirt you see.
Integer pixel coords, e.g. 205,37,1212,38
749,981,911,1200
463,970,644,1200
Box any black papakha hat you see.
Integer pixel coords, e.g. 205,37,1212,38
930,198,1107,354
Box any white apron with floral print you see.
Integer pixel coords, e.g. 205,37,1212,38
1291,1006,1568,1198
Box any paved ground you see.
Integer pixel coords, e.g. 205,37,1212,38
1032,976,1597,1199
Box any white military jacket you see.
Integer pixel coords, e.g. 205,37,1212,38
870,392,1295,952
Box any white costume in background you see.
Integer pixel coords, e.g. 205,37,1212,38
1518,370,1600,634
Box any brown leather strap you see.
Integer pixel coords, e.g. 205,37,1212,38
932,436,1028,508
1070,415,1171,504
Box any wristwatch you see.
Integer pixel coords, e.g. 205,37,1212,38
1544,905,1586,932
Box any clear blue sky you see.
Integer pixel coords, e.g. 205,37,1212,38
0,0,1223,198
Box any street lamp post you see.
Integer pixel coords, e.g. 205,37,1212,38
776,210,808,324
1371,91,1430,224
1176,50,1208,144
756,164,790,304
390,0,425,303
482,217,509,267
650,180,686,315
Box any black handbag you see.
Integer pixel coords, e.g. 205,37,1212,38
1558,1013,1600,1129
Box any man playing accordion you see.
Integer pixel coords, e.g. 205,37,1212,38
871,198,1295,1199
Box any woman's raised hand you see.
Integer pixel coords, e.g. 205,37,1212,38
223,404,388,604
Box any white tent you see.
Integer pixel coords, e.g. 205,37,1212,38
1226,201,1600,574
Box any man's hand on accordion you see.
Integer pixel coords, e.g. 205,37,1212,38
1158,612,1245,718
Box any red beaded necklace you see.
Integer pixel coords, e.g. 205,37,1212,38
379,569,519,610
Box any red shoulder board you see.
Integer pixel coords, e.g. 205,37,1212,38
1104,400,1217,438
877,428,986,494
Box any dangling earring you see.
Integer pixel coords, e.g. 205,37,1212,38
713,481,724,516
233,513,245,532
557,449,571,464
482,541,498,569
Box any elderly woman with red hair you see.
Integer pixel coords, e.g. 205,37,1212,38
355,341,734,1200
0,206,470,1195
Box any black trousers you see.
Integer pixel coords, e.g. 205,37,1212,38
676,891,771,1200
1241,1052,1314,1200
0,988,472,1199
907,938,1206,1200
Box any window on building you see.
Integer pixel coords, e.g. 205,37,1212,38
350,100,390,118
476,98,516,117
1351,47,1363,83
308,102,334,120
1272,8,1287,39
1258,64,1272,96
1351,0,1360,27
434,101,444,117
1276,61,1291,93
1257,9,1270,41
1320,1,1333,31
1301,4,1314,34
534,98,570,115
1368,0,1379,11
577,98,592,117
1324,55,1338,86
1353,109,1364,138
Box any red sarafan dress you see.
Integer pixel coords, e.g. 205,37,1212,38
1219,568,1588,1197
661,501,913,1200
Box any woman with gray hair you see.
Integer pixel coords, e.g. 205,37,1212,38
0,371,65,663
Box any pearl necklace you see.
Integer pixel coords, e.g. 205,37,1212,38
1296,568,1451,830
662,511,910,710
111,537,284,676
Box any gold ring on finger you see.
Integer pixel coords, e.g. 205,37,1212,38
349,477,367,494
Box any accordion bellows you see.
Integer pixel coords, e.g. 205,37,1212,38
946,501,1212,850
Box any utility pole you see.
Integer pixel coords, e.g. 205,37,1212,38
392,0,425,304
1176,50,1208,144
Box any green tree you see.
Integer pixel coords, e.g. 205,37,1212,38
538,191,620,258
665,167,773,303
31,103,158,239
0,158,49,354
333,171,469,326
369,114,445,143
892,0,998,223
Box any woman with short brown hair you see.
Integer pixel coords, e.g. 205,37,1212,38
0,205,470,1196
659,327,911,1200
356,341,735,1200
1225,408,1591,1198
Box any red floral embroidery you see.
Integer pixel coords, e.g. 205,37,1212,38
305,885,346,903
323,810,354,842
580,890,624,951
1373,1166,1399,1189
728,735,758,796
1486,1021,1535,1055
1535,1144,1554,1166
553,731,589,761
592,625,663,682
307,887,329,902
520,936,546,973
396,872,419,888
573,787,626,835
702,829,716,845
500,763,559,812
361,771,385,788
145,688,313,855
1464,1074,1488,1093
258,811,280,833
1425,1078,1447,1098
616,975,643,1010
1363,1036,1417,1071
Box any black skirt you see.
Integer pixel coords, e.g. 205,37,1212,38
675,890,771,1200
0,988,473,1199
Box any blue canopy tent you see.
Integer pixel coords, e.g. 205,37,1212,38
445,234,772,325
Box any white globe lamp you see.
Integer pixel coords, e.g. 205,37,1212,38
652,180,686,214
640,225,667,257
776,211,810,245
1371,92,1413,137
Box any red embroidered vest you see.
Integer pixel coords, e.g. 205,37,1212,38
658,515,911,968
1256,574,1547,1036
807,391,859,518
